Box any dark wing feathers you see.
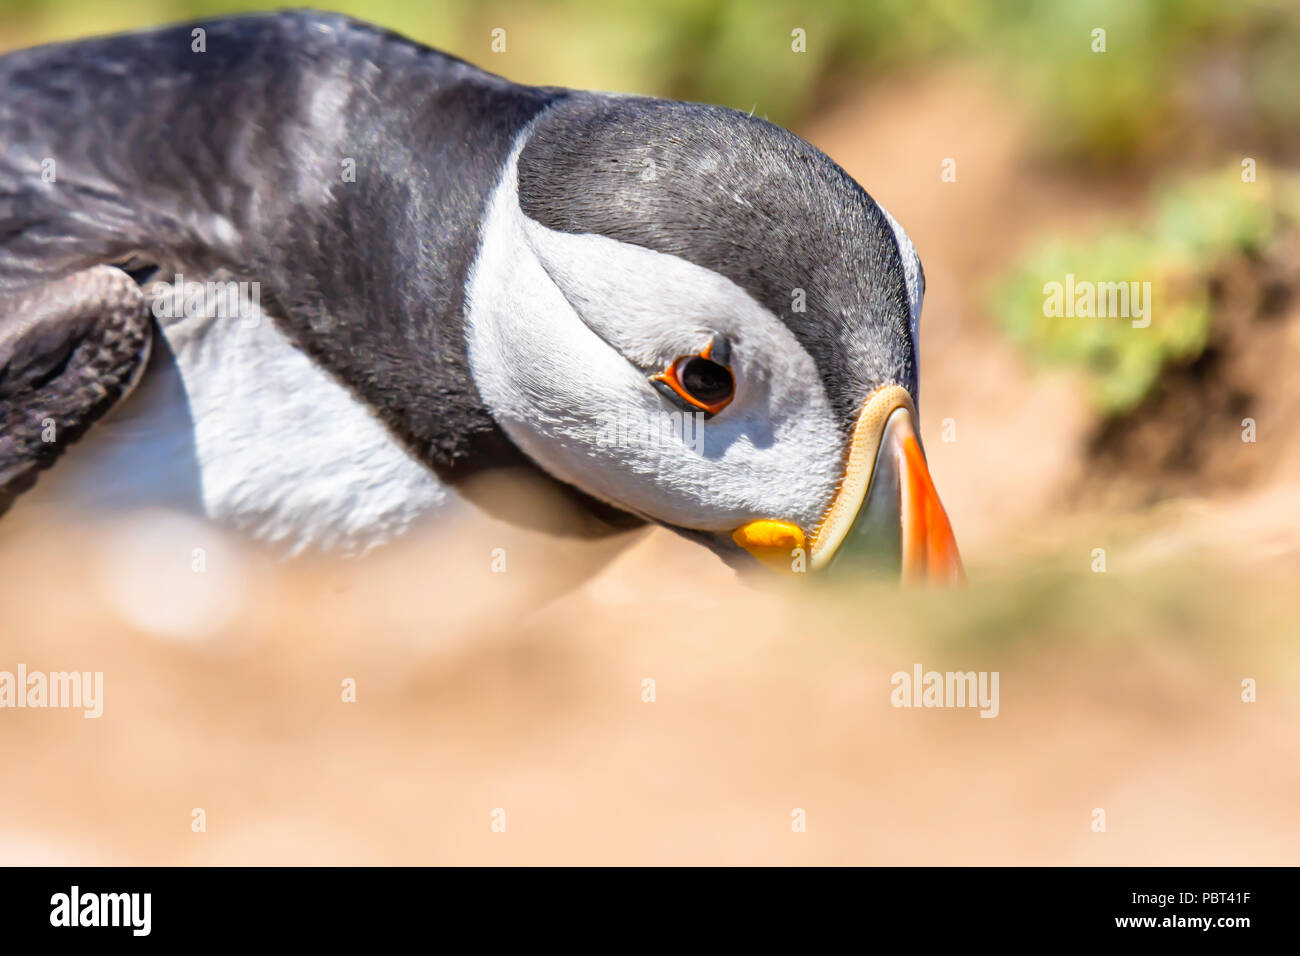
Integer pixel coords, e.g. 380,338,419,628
0,10,558,501
0,266,151,514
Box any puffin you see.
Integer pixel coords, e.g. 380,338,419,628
0,10,963,584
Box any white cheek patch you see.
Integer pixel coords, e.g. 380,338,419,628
521,218,763,371
465,133,845,533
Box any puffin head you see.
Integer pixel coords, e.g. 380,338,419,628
465,94,963,584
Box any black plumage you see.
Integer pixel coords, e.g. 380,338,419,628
0,9,921,534
0,11,559,505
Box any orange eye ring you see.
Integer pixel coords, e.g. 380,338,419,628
649,336,735,417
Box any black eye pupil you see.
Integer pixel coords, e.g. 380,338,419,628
679,357,733,403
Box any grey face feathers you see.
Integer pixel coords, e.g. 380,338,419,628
517,95,920,435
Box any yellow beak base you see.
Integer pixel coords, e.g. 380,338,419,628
731,520,806,573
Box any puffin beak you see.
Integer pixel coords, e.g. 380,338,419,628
732,384,965,585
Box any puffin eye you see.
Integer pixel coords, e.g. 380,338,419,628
650,338,736,416
677,356,733,404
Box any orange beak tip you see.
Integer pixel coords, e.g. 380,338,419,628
899,431,965,587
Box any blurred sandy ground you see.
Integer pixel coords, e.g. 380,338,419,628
2,67,1300,865
1,498,1297,865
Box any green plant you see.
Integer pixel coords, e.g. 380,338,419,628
994,167,1298,415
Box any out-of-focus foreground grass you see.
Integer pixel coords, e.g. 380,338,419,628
1,505,1297,864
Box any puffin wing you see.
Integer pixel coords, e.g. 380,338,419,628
0,266,151,514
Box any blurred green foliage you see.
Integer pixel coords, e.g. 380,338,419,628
1,0,1297,162
994,168,1300,415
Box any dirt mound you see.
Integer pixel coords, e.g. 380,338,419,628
1079,232,1300,508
